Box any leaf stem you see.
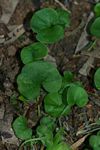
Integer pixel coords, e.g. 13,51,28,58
19,137,43,150
87,39,97,51
54,0,71,14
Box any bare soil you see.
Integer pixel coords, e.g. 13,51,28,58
0,0,100,150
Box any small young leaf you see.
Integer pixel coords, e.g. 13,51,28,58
47,129,71,150
13,116,32,140
18,95,28,102
44,93,65,117
56,8,70,28
90,17,100,38
47,142,71,150
63,71,74,83
67,85,88,107
36,125,53,147
53,129,64,145
36,25,64,43
94,68,100,90
40,116,55,130
30,8,58,32
94,3,100,17
21,42,48,64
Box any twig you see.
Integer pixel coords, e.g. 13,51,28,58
54,0,71,14
40,145,45,150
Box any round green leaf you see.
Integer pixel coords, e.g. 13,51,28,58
94,3,100,17
13,116,32,140
94,68,100,90
90,17,100,38
17,61,62,101
21,42,48,64
44,93,65,117
56,8,70,28
30,8,58,32
63,71,74,83
67,85,88,107
36,25,64,43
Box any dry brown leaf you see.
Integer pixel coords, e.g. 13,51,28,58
79,48,100,76
75,12,94,54
71,135,88,150
0,0,20,24
0,97,18,145
79,56,94,76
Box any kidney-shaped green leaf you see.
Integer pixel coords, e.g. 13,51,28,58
17,61,62,101
36,25,64,43
13,116,32,140
94,68,100,90
67,85,88,107
30,8,58,32
30,8,70,43
44,93,65,117
90,17,100,38
21,42,48,64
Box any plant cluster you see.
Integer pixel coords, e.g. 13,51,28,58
12,4,100,150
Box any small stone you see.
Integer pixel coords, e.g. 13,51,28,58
7,45,17,56
44,55,57,67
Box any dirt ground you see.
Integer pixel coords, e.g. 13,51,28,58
0,0,100,150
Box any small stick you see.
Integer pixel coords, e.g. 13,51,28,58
55,0,71,13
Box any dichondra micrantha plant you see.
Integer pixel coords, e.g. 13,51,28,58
12,6,100,150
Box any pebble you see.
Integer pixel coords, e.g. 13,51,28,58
7,45,17,56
